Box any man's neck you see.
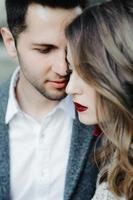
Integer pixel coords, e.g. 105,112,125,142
16,77,59,121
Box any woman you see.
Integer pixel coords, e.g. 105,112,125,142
65,0,133,199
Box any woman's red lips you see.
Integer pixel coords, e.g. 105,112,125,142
74,102,88,112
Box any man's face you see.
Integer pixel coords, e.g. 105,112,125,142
15,4,81,100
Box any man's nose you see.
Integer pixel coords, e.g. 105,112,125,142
52,50,68,76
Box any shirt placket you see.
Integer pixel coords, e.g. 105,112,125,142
36,117,50,200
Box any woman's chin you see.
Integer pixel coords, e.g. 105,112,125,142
78,115,97,125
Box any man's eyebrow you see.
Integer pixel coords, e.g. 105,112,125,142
32,43,57,48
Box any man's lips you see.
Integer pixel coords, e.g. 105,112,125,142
74,102,88,112
47,80,68,89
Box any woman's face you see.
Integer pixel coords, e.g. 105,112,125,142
66,45,97,125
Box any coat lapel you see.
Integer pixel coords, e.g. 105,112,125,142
0,80,10,199
64,118,95,200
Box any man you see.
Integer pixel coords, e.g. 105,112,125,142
0,0,99,199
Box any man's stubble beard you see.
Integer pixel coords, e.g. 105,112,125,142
17,51,67,101
32,81,67,101
20,69,67,101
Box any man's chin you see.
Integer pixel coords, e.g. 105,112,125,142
42,91,67,101
35,86,67,101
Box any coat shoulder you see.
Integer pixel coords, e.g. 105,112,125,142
0,79,10,98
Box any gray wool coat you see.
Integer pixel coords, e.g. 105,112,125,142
0,79,99,200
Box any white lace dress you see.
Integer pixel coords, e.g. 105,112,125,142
91,182,125,200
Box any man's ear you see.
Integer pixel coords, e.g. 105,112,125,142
1,27,17,58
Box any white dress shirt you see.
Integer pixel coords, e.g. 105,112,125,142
5,68,75,200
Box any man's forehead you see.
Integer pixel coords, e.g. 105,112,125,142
26,3,82,25
23,3,82,42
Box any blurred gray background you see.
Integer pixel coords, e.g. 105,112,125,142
0,0,103,83
0,0,17,83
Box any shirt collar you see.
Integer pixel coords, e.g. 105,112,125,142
5,68,75,124
39,95,75,121
54,95,75,119
5,67,21,124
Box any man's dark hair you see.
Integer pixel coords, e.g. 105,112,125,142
6,0,87,39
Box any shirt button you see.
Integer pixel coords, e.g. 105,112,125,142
40,130,45,137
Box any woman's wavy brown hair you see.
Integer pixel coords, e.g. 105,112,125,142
66,0,133,199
